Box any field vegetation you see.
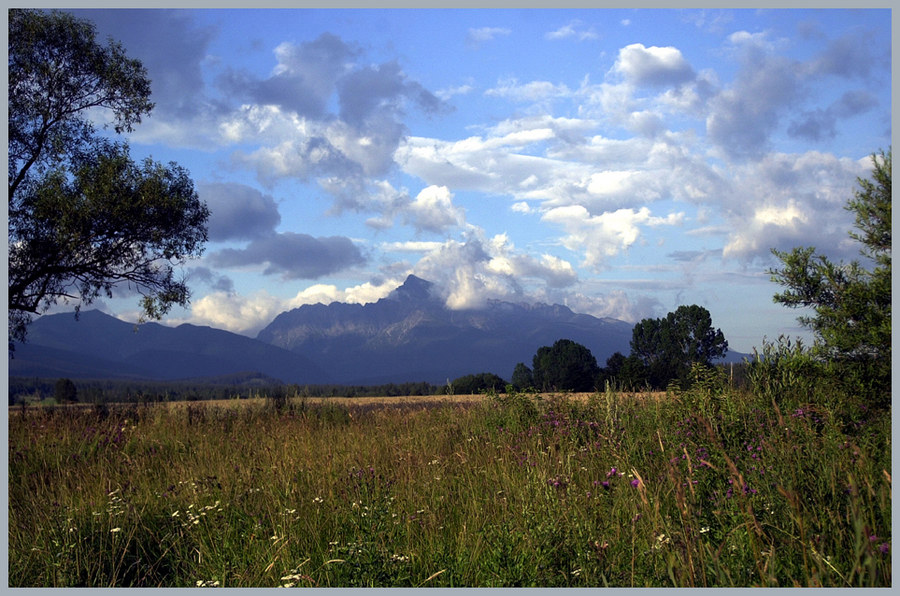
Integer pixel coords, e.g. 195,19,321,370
9,361,890,587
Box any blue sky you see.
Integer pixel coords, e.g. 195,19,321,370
60,8,891,354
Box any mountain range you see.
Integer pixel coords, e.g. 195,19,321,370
9,275,739,385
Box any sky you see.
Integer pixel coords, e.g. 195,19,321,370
54,7,892,355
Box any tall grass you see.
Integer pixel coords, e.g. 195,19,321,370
8,380,890,587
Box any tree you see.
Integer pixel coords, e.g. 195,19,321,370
532,339,600,392
510,362,534,391
447,372,507,395
8,9,209,348
630,305,728,388
54,378,77,403
598,351,647,391
770,148,891,399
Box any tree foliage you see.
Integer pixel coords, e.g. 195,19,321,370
532,339,600,392
598,351,647,391
53,378,78,403
8,9,209,347
510,362,534,391
630,305,728,388
770,149,891,400
447,372,507,395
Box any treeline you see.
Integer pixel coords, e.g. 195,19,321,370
8,375,444,406
502,304,730,394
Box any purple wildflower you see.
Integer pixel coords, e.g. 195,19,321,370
631,479,640,488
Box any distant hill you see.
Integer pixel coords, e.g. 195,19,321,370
256,274,637,384
10,275,746,385
9,309,332,384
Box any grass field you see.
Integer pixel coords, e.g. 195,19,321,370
8,384,891,587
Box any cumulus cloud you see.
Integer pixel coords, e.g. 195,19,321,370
705,32,802,160
221,33,358,120
187,266,235,293
542,205,684,270
411,229,578,310
807,28,888,80
612,43,696,87
403,185,466,233
338,60,444,126
188,277,401,335
787,90,878,141
207,233,366,279
70,9,222,145
199,182,281,241
718,151,867,262
381,241,445,253
191,290,286,336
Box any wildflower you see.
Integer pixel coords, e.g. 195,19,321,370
630,479,640,488
110,527,122,533
653,534,671,550
700,526,710,534
196,580,220,587
879,543,890,555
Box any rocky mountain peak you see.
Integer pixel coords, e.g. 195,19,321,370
386,274,436,303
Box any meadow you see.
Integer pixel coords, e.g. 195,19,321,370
8,376,891,587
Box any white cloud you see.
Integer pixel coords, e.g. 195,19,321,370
410,228,578,310
190,290,286,336
467,26,511,45
403,185,466,233
381,241,445,253
436,83,474,101
545,20,598,41
718,151,866,262
542,205,684,270
485,78,572,102
188,278,400,335
612,43,696,87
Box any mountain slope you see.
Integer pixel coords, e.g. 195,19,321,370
257,275,636,384
9,310,331,383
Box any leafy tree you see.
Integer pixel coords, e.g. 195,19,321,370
54,378,77,403
8,9,209,348
510,362,534,391
770,148,891,401
630,305,728,388
532,339,600,392
447,372,507,395
598,351,647,391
